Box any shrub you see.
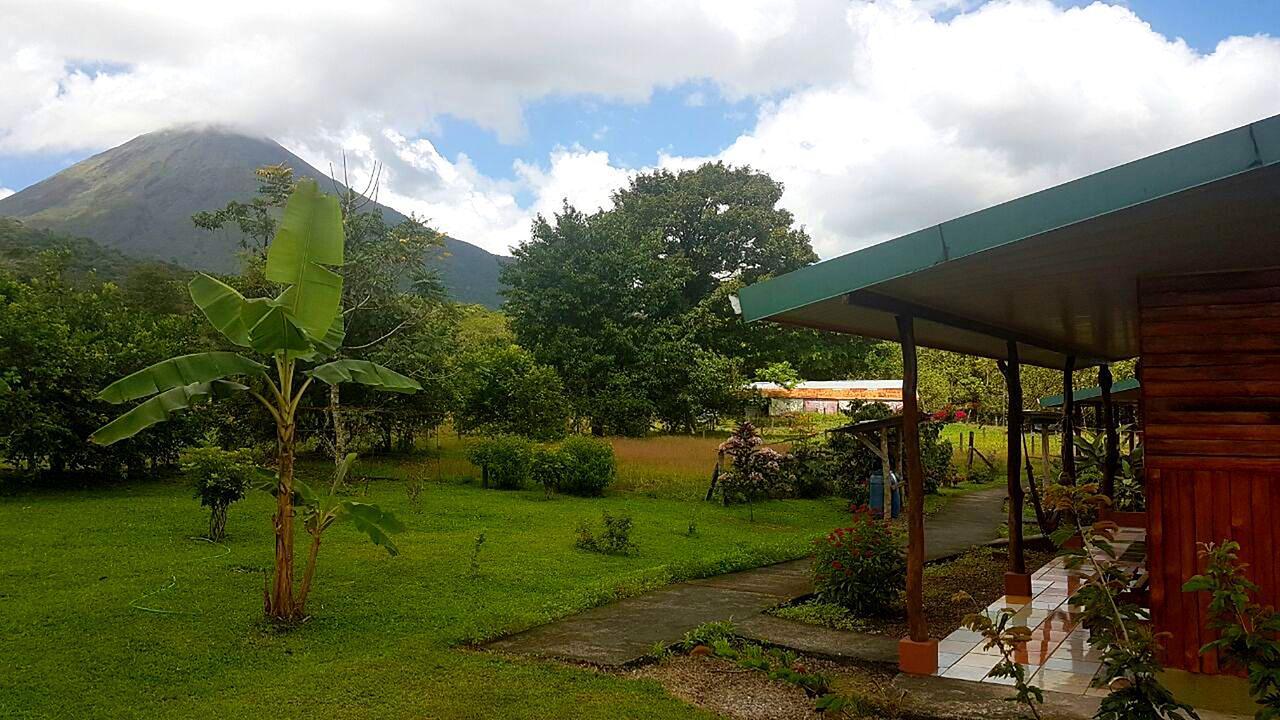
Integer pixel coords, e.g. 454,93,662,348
717,421,795,504
557,436,616,496
467,435,532,489
783,438,835,499
530,436,616,497
812,509,906,616
575,510,637,555
530,445,572,498
919,422,954,493
182,447,261,541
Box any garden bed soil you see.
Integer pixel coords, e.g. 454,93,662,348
629,655,913,720
772,545,1058,639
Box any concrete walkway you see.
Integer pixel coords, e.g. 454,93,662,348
485,485,1009,666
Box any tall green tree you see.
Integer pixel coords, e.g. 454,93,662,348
93,181,420,621
0,251,204,476
503,163,881,433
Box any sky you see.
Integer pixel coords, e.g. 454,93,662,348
1,0,1278,258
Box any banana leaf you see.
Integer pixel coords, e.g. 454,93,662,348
97,352,265,404
306,359,421,393
243,299,312,354
91,380,248,445
339,501,404,556
188,274,252,347
266,180,344,339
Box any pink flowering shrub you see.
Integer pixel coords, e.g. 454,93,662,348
812,507,905,615
718,421,795,503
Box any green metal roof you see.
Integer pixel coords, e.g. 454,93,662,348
738,114,1280,369
1039,377,1141,408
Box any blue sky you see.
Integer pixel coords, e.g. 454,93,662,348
3,0,1271,196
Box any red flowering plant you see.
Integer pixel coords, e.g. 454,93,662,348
812,505,906,616
930,404,970,423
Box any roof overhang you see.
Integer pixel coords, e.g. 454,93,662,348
738,115,1280,369
1039,378,1141,408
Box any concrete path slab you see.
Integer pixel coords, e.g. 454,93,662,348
485,485,1009,666
736,613,899,664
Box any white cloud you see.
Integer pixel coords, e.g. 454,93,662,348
0,0,852,153
691,0,1280,256
1,0,1278,257
288,130,634,254
0,187,14,200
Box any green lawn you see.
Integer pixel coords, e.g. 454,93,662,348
0,457,847,719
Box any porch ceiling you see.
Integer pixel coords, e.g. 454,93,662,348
736,115,1280,369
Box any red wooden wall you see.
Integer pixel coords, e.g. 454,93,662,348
1140,267,1280,674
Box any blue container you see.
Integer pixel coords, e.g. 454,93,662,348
869,471,902,519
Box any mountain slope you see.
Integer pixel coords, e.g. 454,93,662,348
0,127,508,307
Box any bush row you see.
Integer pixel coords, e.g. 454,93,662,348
467,435,616,496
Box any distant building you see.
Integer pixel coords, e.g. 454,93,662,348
749,380,904,416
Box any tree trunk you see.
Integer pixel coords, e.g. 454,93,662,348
329,383,346,465
209,502,228,542
266,422,298,621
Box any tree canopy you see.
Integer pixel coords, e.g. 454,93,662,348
502,163,886,434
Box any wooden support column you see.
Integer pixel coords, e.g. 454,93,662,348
1000,341,1030,597
1098,364,1118,500
1060,355,1076,485
895,315,937,675
879,428,893,519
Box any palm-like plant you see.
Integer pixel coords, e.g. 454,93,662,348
91,180,420,621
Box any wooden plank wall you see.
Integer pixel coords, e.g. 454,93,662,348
1140,267,1280,674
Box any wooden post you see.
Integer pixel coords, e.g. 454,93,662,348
1099,364,1118,500
895,315,936,674
880,428,893,519
1000,342,1029,596
966,431,975,476
1040,426,1051,489
1061,355,1076,485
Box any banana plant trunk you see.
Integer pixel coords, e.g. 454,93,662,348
267,421,298,620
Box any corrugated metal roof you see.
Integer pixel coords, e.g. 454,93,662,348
1039,377,1141,408
750,380,903,400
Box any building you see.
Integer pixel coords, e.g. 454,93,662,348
748,380,903,416
736,111,1280,699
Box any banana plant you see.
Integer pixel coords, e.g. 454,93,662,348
91,180,421,621
293,453,403,614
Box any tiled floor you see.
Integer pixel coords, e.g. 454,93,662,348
936,528,1146,696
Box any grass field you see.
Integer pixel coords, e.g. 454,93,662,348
0,453,848,719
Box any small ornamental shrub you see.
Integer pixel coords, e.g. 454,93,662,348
467,435,532,489
575,510,637,555
718,421,795,504
813,508,906,616
557,436,616,496
530,446,572,498
182,447,262,541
